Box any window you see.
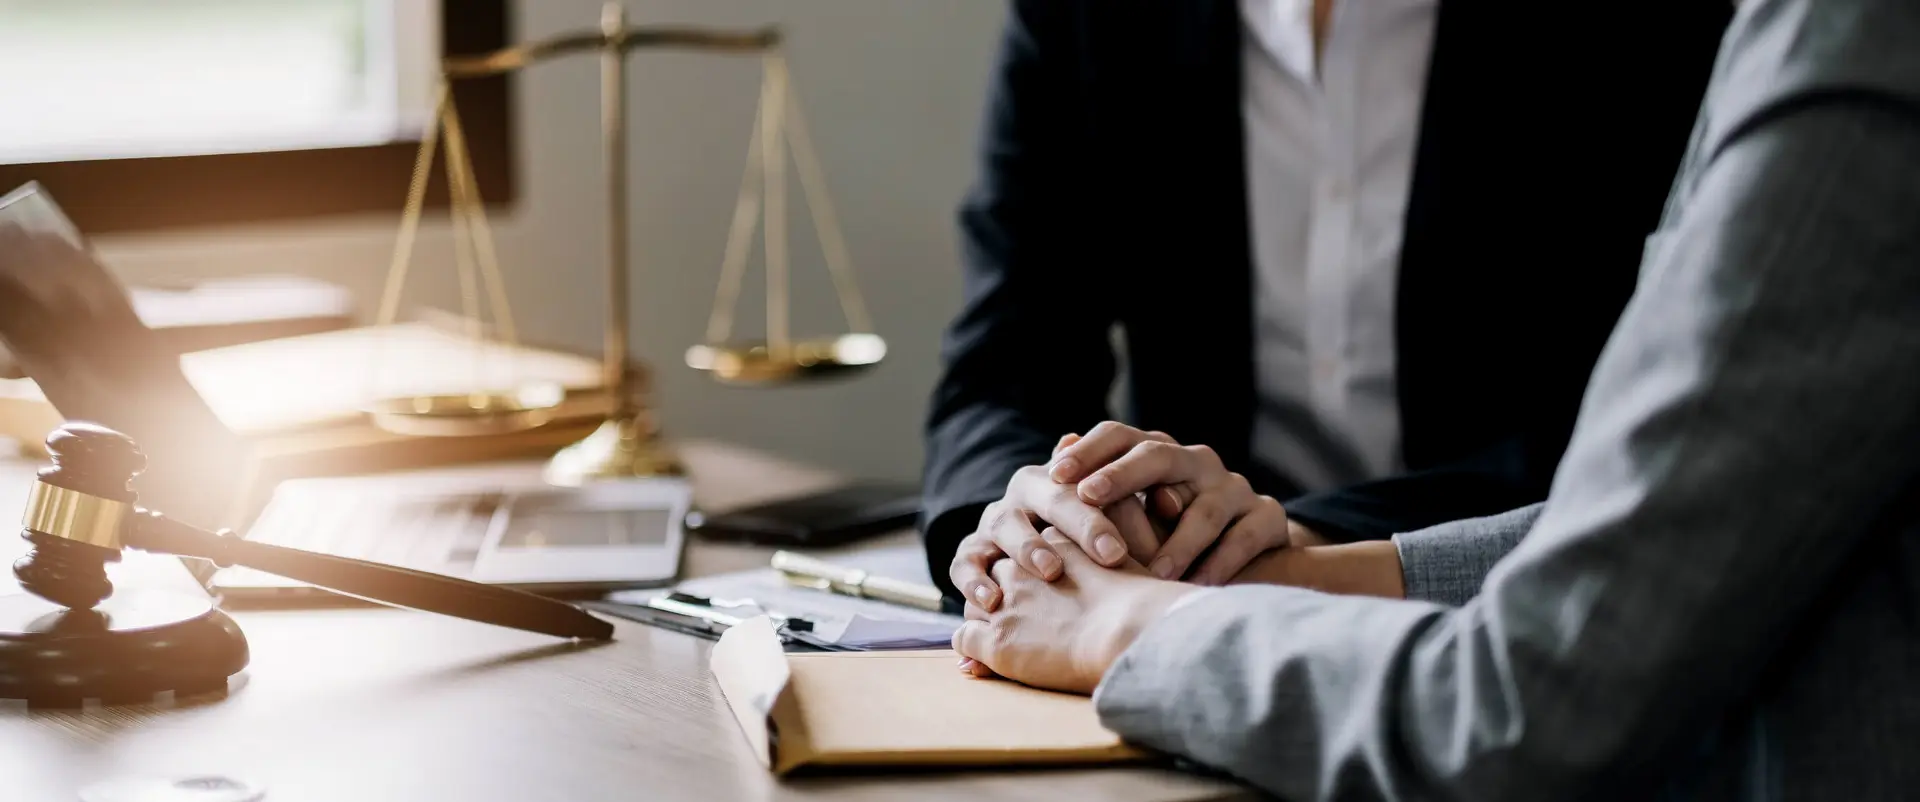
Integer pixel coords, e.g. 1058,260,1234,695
0,0,511,233
0,0,440,164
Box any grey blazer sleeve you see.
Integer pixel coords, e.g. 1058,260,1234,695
1393,503,1541,606
1092,2,1920,799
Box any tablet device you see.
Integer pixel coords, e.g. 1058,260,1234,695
685,482,920,547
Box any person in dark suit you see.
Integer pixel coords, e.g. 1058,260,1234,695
922,0,1732,605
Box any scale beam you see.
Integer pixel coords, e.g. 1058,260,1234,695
443,26,782,78
368,1,876,482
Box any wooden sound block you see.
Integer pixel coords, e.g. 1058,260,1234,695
0,589,249,708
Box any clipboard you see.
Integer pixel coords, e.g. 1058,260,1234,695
711,616,1149,775
579,596,849,652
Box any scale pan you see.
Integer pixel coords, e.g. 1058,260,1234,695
685,333,886,385
364,382,567,437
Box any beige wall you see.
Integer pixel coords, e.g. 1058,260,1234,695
90,0,1007,481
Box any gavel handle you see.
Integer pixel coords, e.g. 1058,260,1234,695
125,510,614,641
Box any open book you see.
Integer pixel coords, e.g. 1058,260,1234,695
0,322,611,524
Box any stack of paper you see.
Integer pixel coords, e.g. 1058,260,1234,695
0,275,354,380
831,615,956,650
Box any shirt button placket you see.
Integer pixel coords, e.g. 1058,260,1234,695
1311,40,1355,417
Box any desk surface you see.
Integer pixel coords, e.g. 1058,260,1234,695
0,440,1244,802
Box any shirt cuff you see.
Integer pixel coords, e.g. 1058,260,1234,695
1392,503,1543,606
1093,584,1248,714
1090,584,1343,744
1096,585,1228,716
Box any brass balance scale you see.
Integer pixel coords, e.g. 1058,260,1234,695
363,3,884,486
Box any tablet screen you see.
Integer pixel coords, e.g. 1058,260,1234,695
497,508,675,550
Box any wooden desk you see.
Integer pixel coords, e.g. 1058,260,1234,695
0,441,1245,801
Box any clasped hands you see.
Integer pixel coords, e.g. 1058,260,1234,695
948,423,1328,694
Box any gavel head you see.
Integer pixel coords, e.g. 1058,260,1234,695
13,423,145,609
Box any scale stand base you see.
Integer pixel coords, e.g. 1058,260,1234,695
545,412,685,486
0,590,249,709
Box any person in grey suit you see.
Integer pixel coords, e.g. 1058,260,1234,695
950,0,1920,799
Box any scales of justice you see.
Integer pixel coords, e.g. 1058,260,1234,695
0,4,885,708
366,2,885,484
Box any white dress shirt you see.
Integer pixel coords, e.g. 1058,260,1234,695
1241,0,1438,492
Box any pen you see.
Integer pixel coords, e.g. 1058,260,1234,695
770,551,950,613
580,600,728,640
650,594,746,628
582,596,844,651
667,592,816,632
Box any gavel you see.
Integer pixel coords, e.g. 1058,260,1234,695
13,422,613,640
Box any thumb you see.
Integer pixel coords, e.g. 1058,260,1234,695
1149,483,1197,519
953,619,995,664
1046,526,1151,579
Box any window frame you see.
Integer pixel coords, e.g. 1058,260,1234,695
0,0,514,234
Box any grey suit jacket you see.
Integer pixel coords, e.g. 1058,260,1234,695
1091,1,1920,799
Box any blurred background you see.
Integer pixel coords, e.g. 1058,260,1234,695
0,0,1006,481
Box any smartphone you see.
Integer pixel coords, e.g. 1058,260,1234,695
685,482,920,547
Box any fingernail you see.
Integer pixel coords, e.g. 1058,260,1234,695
958,658,977,670
1032,548,1062,577
1150,556,1176,578
1159,486,1185,514
1095,534,1126,563
1049,457,1080,481
1080,474,1112,501
972,583,994,605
